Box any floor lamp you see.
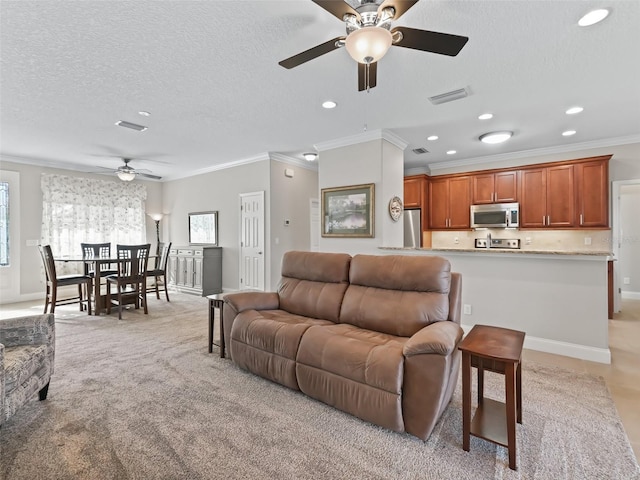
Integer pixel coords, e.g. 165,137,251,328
149,214,163,260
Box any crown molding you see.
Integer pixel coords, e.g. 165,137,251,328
269,153,318,172
314,129,409,152
163,152,271,181
427,134,640,172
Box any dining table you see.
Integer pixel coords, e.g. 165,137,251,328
55,255,156,316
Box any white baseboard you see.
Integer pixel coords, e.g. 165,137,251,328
621,291,640,300
461,324,611,364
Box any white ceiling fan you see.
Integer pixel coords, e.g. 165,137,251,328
93,158,162,182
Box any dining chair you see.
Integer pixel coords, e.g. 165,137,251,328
38,245,92,314
81,242,117,309
106,244,150,319
145,242,172,301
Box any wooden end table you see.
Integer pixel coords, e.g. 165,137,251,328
207,293,226,358
458,324,525,471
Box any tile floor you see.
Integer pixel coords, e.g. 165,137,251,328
1,297,639,462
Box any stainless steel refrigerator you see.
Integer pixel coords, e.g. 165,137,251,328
403,209,421,248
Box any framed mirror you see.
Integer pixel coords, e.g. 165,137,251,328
188,211,218,245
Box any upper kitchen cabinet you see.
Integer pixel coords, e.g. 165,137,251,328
575,157,610,228
519,155,610,229
520,165,575,228
429,176,471,229
404,174,428,209
472,171,518,204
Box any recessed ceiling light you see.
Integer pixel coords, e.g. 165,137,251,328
138,111,151,117
562,130,577,136
479,131,513,144
322,101,337,109
565,106,584,115
303,152,317,161
578,9,610,27
478,113,493,120
427,135,438,141
446,150,457,155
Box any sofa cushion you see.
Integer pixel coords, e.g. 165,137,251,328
340,255,451,337
230,309,334,390
296,323,407,432
3,345,48,394
278,251,351,322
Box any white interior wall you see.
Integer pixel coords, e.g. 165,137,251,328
269,159,319,289
619,184,640,297
318,138,404,254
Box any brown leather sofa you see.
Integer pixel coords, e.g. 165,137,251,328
223,251,463,440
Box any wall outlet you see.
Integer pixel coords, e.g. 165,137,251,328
463,304,472,315
454,237,459,244
623,277,631,285
584,236,592,246
525,237,532,245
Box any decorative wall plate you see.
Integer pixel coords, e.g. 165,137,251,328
389,196,403,222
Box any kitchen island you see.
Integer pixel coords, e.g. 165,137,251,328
380,247,612,363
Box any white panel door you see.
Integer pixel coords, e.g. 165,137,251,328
240,191,265,291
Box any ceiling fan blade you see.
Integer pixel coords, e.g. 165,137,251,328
279,36,345,69
137,172,162,180
357,62,378,91
378,0,420,20
311,0,359,21
392,26,469,56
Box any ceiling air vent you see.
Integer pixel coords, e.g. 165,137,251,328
115,120,148,132
412,147,429,154
428,87,468,105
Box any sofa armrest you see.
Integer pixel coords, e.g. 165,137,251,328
403,321,463,357
0,314,56,377
224,292,280,314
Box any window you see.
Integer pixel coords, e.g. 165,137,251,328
41,174,147,274
0,181,8,266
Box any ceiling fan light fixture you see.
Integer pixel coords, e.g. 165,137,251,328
116,170,136,181
480,131,513,144
345,26,392,64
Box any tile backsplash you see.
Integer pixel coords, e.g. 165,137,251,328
432,229,612,252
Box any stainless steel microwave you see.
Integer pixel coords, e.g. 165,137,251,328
470,202,519,229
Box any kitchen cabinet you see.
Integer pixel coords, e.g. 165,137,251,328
168,246,222,296
429,176,471,229
520,165,575,228
403,175,427,209
472,171,518,204
575,158,609,227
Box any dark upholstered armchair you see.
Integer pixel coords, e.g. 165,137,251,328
0,314,55,428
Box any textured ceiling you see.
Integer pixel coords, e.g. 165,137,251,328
1,0,639,181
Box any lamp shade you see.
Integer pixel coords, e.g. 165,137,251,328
345,27,392,64
116,170,136,181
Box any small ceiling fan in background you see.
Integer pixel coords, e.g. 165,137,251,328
279,0,469,91
92,157,162,182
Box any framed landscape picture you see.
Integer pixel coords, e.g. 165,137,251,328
321,183,374,237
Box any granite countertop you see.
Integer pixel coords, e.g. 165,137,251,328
381,247,613,256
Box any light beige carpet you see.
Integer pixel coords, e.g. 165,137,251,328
1,294,639,479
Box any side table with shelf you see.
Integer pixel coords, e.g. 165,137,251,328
458,324,526,471
207,293,226,358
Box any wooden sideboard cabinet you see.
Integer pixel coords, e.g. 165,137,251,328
168,246,222,296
